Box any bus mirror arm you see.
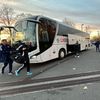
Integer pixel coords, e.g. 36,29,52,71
0,26,18,32
0,27,4,31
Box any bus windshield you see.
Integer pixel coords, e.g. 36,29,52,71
14,20,37,48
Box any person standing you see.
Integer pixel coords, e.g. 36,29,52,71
15,41,32,76
74,41,80,58
1,39,13,75
95,41,100,52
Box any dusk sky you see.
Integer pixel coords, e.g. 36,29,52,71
0,0,100,30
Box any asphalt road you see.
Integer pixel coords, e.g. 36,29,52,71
0,72,100,96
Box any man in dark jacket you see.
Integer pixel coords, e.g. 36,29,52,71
95,41,100,52
15,41,32,76
74,41,80,58
1,39,13,75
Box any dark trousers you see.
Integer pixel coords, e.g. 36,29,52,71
75,52,79,56
96,47,99,52
75,49,80,56
2,59,13,73
17,58,30,73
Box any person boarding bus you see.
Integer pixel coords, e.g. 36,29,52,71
15,41,33,76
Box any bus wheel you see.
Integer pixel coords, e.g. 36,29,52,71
59,49,66,59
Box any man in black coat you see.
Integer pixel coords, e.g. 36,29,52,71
95,41,100,52
1,39,13,75
74,41,80,58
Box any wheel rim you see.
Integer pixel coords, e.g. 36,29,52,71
60,51,65,58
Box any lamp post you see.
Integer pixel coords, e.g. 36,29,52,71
81,24,84,31
97,31,100,37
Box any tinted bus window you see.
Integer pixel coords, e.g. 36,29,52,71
58,24,70,36
38,18,57,53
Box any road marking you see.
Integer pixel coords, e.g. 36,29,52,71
0,74,100,91
0,83,94,97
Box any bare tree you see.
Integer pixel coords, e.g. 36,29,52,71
0,4,16,42
0,4,15,26
63,17,75,27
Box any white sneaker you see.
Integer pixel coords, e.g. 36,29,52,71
75,55,77,57
8,72,13,75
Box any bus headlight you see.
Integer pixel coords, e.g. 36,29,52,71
32,56,36,58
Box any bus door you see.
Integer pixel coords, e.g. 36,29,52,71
62,34,69,53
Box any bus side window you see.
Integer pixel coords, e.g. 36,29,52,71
38,18,57,53
38,24,43,42
39,21,49,42
42,30,49,42
47,21,56,44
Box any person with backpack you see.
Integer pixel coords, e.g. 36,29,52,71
15,41,33,76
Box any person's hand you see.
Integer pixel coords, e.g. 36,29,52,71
22,48,26,50
10,51,13,54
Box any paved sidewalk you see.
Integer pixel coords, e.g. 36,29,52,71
0,47,99,83
34,47,100,79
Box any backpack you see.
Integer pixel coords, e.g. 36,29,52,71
10,43,26,64
10,51,25,64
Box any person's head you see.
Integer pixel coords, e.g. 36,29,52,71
7,40,11,45
76,41,79,44
23,41,30,45
1,39,7,45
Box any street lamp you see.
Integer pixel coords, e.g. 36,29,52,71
97,31,100,37
81,24,84,31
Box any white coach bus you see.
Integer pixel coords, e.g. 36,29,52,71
13,15,90,63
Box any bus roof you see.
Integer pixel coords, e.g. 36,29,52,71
15,15,90,38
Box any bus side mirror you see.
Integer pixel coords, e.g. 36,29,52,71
0,27,4,31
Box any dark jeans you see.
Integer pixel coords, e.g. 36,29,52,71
96,47,99,52
2,59,13,73
17,58,30,73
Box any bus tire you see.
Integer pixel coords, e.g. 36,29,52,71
59,49,66,59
